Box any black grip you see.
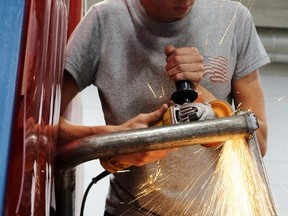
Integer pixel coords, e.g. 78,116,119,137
171,80,198,104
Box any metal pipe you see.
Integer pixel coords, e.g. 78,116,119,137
55,111,258,215
56,111,258,172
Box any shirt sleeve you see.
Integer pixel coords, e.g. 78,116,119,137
233,4,270,80
64,6,100,91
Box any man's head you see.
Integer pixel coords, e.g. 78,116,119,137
140,0,196,22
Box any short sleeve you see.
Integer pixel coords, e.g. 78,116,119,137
233,5,270,80
64,6,100,90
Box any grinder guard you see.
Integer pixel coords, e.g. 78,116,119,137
155,80,237,147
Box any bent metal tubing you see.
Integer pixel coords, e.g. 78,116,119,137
55,111,260,215
56,111,258,172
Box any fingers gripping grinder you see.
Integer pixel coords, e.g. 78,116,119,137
156,81,233,147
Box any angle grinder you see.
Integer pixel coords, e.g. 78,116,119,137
155,80,233,147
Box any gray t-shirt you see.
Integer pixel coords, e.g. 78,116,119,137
65,0,270,215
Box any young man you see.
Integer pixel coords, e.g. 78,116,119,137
60,0,269,215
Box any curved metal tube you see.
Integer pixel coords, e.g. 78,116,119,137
55,111,259,215
56,111,258,172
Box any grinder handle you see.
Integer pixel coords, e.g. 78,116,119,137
171,80,198,104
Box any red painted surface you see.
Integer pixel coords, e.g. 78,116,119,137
67,0,83,38
4,0,82,215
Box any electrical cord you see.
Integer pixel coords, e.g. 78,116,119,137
80,170,160,216
80,170,110,216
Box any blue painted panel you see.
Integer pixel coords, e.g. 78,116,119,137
0,0,26,214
